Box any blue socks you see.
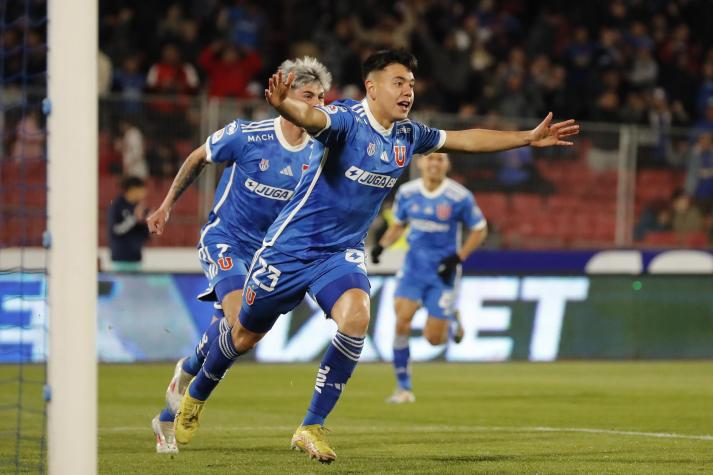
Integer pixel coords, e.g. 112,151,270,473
392,334,412,390
158,407,174,422
188,330,242,400
182,314,230,375
302,331,364,426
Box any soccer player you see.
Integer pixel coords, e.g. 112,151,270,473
370,152,487,404
145,57,332,454
175,49,579,463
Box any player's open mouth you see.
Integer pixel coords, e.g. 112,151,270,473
397,101,410,112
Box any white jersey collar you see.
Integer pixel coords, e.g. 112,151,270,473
419,178,449,198
275,117,310,152
361,98,393,137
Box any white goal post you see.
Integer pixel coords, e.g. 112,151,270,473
47,0,98,473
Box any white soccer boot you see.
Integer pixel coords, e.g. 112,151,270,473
385,388,416,404
165,357,194,414
152,414,179,454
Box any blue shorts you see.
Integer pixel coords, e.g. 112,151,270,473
196,238,252,302
394,268,459,319
238,246,371,333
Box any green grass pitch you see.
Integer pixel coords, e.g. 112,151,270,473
3,362,713,473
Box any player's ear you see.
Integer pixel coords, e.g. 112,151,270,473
364,78,376,100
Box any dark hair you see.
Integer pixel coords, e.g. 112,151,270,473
121,176,145,191
361,49,418,81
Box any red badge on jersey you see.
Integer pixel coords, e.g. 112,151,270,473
245,286,256,305
393,145,406,167
302,164,309,172
436,203,452,220
217,256,233,271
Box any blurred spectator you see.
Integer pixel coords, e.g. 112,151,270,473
226,2,265,51
496,146,554,195
112,55,145,114
634,200,672,241
685,133,713,211
671,189,704,234
108,176,149,272
644,88,688,167
628,46,658,89
157,3,184,43
620,92,647,124
198,40,262,98
146,43,199,97
11,111,44,162
116,120,148,179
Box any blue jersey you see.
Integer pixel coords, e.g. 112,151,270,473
200,117,319,251
393,178,486,277
263,99,446,259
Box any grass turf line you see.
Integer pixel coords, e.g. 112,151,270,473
3,362,713,473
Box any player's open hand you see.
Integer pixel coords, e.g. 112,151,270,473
265,70,295,109
147,206,170,235
529,112,580,148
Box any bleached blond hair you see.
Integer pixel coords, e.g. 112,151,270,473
278,56,332,91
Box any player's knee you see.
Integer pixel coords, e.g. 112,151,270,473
230,323,262,353
395,318,411,336
332,289,371,336
423,327,445,346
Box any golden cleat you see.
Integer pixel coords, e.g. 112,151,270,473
174,379,205,445
291,424,336,464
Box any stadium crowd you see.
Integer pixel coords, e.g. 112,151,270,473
92,0,713,121
3,0,713,248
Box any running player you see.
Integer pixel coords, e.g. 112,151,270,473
371,152,487,404
145,57,331,454
175,49,579,463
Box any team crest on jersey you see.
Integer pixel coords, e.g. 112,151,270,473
226,121,238,135
211,128,225,144
302,164,309,172
217,256,234,271
259,158,270,171
245,286,256,305
436,203,452,220
367,142,376,157
393,145,406,167
323,104,346,114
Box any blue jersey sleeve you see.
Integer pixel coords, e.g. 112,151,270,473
460,193,487,230
412,121,446,155
391,189,408,224
311,104,357,148
205,120,244,164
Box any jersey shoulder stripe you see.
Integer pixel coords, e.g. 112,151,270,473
241,118,274,128
444,179,470,201
398,179,421,197
240,123,275,133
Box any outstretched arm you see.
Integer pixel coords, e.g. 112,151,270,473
440,112,579,153
146,145,209,235
265,71,327,135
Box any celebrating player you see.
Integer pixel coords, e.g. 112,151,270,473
175,49,579,463
145,57,331,454
371,152,487,404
